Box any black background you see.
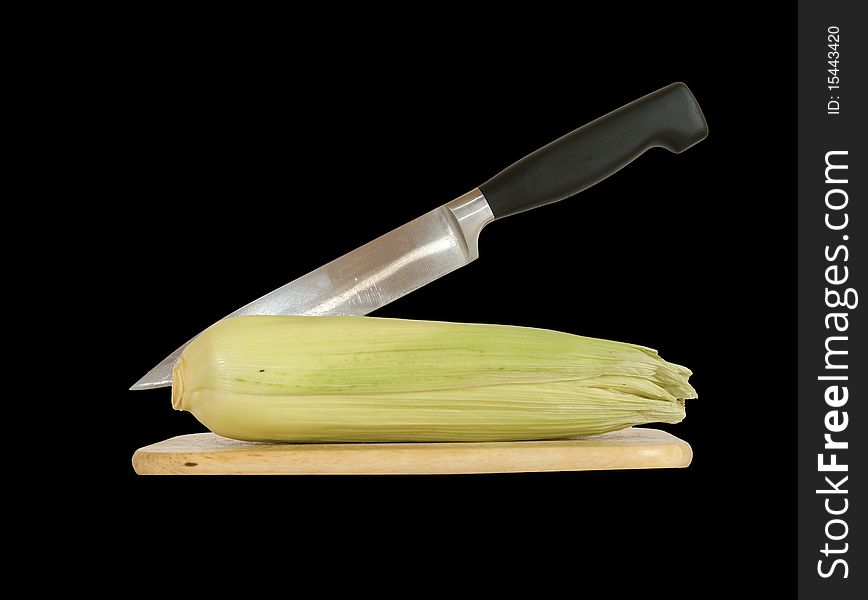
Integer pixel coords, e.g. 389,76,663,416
7,6,796,596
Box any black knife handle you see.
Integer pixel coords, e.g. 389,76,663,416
478,82,708,219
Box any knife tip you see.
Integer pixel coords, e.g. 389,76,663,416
129,367,173,391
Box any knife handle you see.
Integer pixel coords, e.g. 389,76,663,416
478,82,708,219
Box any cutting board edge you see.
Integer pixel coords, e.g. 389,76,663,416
132,428,693,475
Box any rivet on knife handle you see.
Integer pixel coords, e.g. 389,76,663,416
479,82,708,219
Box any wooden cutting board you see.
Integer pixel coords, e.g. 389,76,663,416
132,427,691,475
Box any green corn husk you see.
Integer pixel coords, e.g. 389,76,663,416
172,316,697,443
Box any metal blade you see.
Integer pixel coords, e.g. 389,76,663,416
130,189,494,390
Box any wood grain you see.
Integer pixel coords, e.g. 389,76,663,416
132,427,692,475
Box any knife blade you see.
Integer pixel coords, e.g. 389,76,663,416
131,82,707,390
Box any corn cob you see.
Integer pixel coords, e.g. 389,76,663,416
171,316,696,443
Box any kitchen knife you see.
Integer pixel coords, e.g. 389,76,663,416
131,82,707,390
